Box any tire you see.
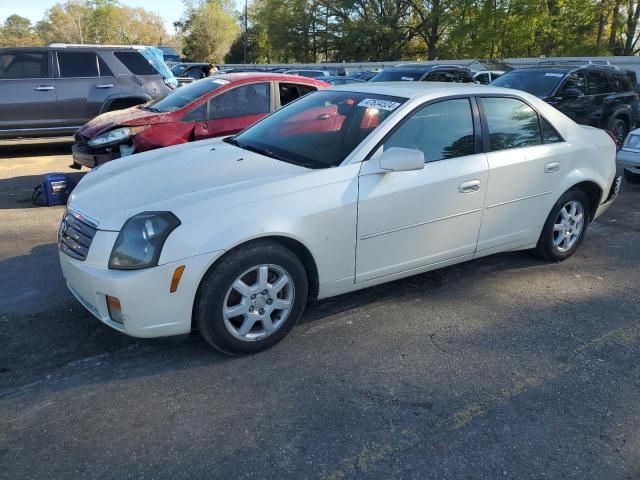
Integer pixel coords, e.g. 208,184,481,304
624,168,640,183
194,240,308,355
533,188,591,262
608,117,628,151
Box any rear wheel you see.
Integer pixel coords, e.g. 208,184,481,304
534,189,591,262
195,241,308,354
624,168,640,183
608,118,628,151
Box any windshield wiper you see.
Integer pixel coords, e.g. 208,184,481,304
144,106,161,112
223,137,316,168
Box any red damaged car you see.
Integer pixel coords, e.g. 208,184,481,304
72,73,329,168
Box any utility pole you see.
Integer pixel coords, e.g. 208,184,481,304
243,0,248,64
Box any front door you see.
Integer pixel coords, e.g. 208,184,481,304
549,71,591,126
194,82,271,139
356,98,488,283
0,50,58,134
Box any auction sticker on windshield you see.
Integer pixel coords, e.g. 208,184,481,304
357,99,402,111
212,78,231,85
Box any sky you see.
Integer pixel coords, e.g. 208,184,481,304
0,1,187,34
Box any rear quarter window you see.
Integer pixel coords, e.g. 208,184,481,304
114,51,158,76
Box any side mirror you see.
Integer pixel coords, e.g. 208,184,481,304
562,87,582,98
379,147,425,172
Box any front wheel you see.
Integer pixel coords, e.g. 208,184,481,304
533,189,591,262
195,241,308,355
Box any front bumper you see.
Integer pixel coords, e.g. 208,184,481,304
617,148,640,174
72,142,120,169
59,248,224,338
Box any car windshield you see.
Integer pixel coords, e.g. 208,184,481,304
491,70,566,97
145,77,227,112
371,69,425,82
229,90,407,169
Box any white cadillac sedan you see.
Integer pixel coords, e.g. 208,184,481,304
59,83,621,354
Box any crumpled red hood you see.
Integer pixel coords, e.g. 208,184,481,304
76,106,175,139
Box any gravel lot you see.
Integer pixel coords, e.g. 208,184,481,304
1,139,639,479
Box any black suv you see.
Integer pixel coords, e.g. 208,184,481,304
370,64,475,83
0,45,172,139
491,62,638,148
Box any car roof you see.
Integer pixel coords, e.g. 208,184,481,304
327,81,512,99
214,72,329,86
391,64,468,71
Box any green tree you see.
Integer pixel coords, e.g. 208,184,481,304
179,0,239,62
0,15,41,47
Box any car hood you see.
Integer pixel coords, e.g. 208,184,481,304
68,138,310,231
76,106,176,138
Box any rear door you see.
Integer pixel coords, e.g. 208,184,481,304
0,50,57,133
193,82,271,139
54,50,119,127
476,96,568,253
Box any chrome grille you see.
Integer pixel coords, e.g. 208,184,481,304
58,210,98,261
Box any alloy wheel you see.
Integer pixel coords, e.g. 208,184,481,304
553,200,584,253
222,264,295,341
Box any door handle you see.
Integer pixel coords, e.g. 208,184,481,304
544,161,561,173
458,180,480,193
35,85,54,91
96,84,114,89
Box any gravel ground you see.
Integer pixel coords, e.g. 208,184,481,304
1,139,639,480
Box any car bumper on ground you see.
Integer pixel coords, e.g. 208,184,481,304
59,248,223,338
617,148,640,174
72,143,120,169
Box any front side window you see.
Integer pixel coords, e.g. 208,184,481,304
57,52,98,78
480,97,542,151
382,98,475,162
0,52,48,79
587,71,611,95
231,90,406,169
559,72,587,95
209,83,270,120
476,73,490,85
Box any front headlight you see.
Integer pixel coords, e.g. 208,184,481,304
109,212,181,270
625,134,640,149
88,127,132,147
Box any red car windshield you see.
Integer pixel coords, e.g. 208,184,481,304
228,90,407,169
145,77,228,112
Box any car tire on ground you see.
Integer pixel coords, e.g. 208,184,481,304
533,188,591,262
195,240,308,355
624,168,640,183
608,117,628,151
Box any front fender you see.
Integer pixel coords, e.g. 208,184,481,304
158,164,362,290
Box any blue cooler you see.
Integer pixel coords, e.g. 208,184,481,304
34,173,76,206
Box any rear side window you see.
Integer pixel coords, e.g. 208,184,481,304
209,83,270,120
587,71,611,95
612,73,632,92
279,83,317,106
480,97,542,151
98,56,113,77
114,51,157,75
383,98,475,162
0,52,48,79
57,52,98,78
540,117,563,144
